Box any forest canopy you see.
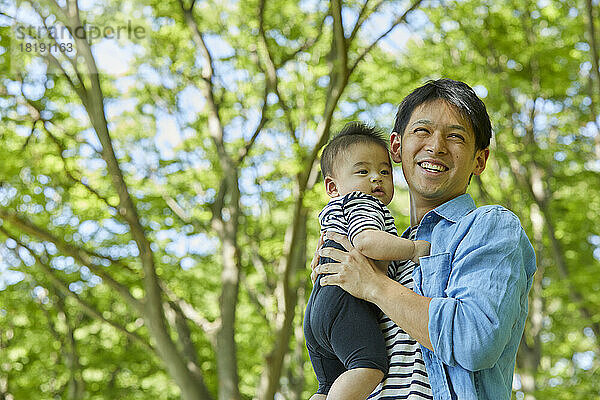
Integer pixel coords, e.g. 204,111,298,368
0,0,599,399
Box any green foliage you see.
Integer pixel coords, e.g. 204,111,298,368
1,0,599,398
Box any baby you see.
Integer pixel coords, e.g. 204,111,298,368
304,122,430,399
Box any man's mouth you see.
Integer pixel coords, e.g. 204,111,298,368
418,161,449,173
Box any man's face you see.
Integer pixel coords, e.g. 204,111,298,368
390,99,488,209
325,142,394,205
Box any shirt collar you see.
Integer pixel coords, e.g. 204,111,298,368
401,193,476,237
428,193,476,223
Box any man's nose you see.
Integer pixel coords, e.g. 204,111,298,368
425,131,447,154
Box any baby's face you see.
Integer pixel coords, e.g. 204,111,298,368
332,142,394,205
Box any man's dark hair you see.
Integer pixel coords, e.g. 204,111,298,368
393,79,492,151
321,122,389,178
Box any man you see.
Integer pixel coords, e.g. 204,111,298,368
312,79,536,399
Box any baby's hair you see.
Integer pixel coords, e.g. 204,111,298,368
321,122,389,178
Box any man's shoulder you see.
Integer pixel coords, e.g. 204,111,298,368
432,204,526,246
451,204,536,276
451,204,531,250
469,204,523,227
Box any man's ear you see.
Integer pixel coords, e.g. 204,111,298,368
324,176,339,198
472,148,490,176
390,131,402,163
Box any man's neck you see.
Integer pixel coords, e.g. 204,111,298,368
410,205,431,226
408,193,435,225
408,193,464,226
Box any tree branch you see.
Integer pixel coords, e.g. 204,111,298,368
0,209,144,314
348,0,385,43
585,0,600,158
349,0,423,75
331,0,348,77
17,90,119,213
41,121,119,211
2,227,152,351
240,271,270,324
237,86,269,163
178,0,228,162
160,282,220,345
280,15,327,64
62,2,165,329
29,1,89,100
585,0,600,96
257,0,296,140
164,300,201,365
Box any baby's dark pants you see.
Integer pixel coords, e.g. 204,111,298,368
303,239,388,395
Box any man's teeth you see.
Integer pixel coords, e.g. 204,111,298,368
420,161,446,172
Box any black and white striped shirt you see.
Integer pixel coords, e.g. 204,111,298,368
369,226,433,400
320,193,432,398
319,191,398,246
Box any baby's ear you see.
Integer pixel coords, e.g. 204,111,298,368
324,177,339,198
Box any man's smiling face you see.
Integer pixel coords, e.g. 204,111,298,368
391,99,488,210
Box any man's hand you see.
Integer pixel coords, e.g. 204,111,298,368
313,231,386,302
309,231,326,284
316,232,434,350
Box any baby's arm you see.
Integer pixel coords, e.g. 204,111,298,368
353,229,430,264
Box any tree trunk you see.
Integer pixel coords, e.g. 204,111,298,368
288,282,309,400
584,0,600,158
257,207,307,400
216,172,242,400
516,203,545,398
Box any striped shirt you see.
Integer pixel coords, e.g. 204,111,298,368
369,227,433,400
319,191,398,246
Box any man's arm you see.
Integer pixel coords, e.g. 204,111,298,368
353,229,430,263
426,209,535,370
316,231,434,350
316,209,535,369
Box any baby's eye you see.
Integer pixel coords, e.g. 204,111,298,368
380,170,390,175
356,169,368,174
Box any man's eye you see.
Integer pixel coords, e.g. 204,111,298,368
449,133,465,141
414,128,429,134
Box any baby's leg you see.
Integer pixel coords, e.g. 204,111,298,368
326,368,384,400
310,239,386,399
322,280,387,400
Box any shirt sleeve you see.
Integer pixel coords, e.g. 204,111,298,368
341,192,387,246
427,208,536,371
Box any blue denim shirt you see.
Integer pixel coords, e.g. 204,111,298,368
406,193,536,400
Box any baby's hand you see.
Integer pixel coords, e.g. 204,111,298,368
412,240,430,264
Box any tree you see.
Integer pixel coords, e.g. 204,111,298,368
0,0,428,398
3,0,598,398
